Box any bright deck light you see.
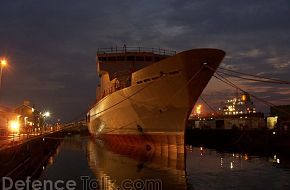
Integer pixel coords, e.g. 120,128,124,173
196,105,202,115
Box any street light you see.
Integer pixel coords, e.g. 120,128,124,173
44,111,50,117
42,111,50,133
9,120,20,133
0,58,8,89
9,119,20,144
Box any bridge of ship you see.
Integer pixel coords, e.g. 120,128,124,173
96,47,176,101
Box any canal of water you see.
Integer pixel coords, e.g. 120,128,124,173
36,134,290,190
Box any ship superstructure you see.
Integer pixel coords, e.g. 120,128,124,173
222,93,256,115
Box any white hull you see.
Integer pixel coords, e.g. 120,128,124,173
88,49,225,138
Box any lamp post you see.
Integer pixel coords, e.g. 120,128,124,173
0,58,7,89
42,111,50,133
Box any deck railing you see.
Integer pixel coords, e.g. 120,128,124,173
95,82,130,104
97,46,176,56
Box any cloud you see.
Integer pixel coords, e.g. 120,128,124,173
0,0,289,119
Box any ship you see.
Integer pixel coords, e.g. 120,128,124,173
87,46,225,150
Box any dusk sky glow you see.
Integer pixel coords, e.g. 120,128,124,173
0,0,289,121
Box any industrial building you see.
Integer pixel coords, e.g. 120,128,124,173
270,105,290,130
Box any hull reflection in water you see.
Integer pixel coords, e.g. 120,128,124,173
86,134,187,190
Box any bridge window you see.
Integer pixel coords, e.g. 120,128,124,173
117,56,125,61
99,57,107,61
136,56,144,61
127,56,135,61
154,57,160,62
145,56,152,62
108,56,116,61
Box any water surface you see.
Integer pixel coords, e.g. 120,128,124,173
39,135,290,190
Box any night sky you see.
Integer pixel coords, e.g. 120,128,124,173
0,0,289,122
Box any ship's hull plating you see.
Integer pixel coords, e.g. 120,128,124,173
88,48,225,146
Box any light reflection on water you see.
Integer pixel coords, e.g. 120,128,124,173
40,135,290,190
186,145,290,190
